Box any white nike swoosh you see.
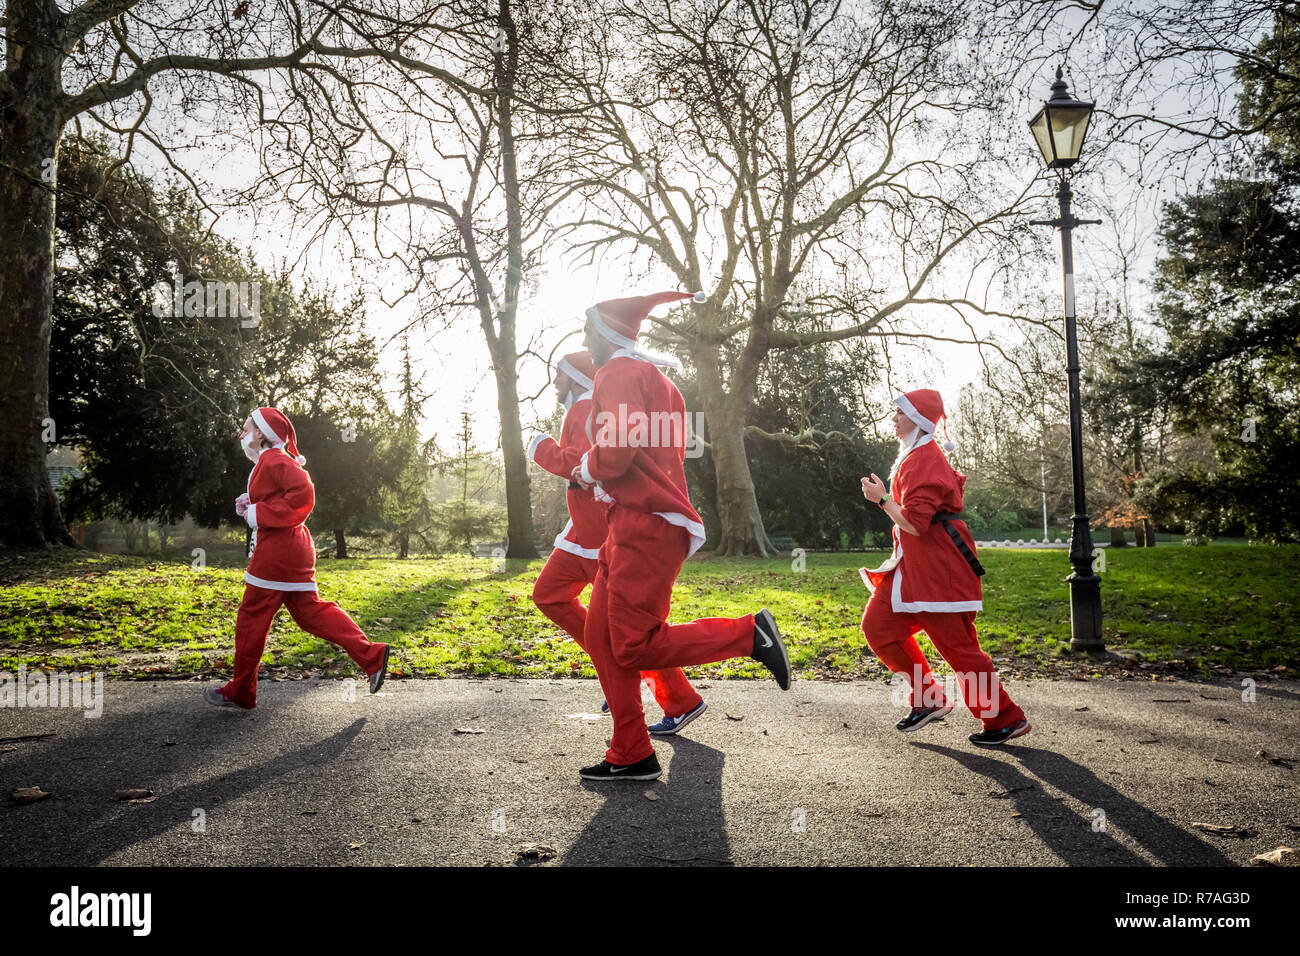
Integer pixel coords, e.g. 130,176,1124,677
759,629,774,649
610,765,628,773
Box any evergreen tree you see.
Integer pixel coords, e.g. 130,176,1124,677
1122,10,1300,541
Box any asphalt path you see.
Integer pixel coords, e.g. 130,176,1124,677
1,676,1296,866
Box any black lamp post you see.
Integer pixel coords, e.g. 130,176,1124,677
1028,67,1105,653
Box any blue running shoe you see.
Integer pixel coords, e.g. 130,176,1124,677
648,699,708,736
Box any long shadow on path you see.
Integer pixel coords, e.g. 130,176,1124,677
911,742,1236,866
561,737,731,867
0,711,368,866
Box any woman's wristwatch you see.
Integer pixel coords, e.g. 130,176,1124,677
878,494,890,508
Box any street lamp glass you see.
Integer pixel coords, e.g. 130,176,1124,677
1028,71,1094,169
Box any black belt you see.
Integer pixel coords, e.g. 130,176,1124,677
931,512,985,577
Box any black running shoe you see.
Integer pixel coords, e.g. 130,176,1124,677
579,752,662,781
895,701,953,732
969,719,1031,746
752,608,791,690
369,644,391,694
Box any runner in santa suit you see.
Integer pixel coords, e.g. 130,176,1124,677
528,350,708,735
203,407,390,709
859,389,1030,745
569,291,792,782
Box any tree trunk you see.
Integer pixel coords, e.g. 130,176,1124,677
492,0,535,562
0,5,74,548
693,339,772,557
1108,526,1128,548
698,396,772,557
334,528,348,559
712,423,771,556
493,341,535,560
397,530,409,559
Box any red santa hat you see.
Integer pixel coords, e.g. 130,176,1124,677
584,289,707,368
556,350,596,392
894,388,956,452
250,406,306,465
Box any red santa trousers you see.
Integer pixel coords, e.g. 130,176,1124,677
220,583,388,708
861,570,1025,731
584,507,755,765
531,546,702,716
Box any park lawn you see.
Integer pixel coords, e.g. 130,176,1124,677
0,544,1296,682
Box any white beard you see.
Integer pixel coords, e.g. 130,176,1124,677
889,426,925,482
240,433,264,463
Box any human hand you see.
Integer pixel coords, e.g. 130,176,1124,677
570,465,593,490
235,493,250,517
861,474,886,504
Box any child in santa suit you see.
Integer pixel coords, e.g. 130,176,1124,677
859,389,1030,745
204,406,390,709
569,291,792,782
529,351,709,734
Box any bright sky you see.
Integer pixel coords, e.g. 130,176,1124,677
115,4,1250,458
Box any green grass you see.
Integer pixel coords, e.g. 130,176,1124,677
0,544,1296,682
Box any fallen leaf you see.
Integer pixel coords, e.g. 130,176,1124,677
454,727,486,735
347,841,366,850
1256,750,1293,768
114,788,156,803
1250,847,1298,867
989,784,1035,799
644,791,659,801
11,787,49,805
515,842,556,862
725,713,744,721
1190,822,1254,838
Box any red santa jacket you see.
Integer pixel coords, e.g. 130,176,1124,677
243,447,318,591
528,392,608,559
862,435,982,612
577,351,706,556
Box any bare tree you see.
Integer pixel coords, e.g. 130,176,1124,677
236,0,593,559
993,1,1298,176
0,0,454,547
547,0,1043,554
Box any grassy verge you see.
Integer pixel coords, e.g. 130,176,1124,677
1,544,1295,682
